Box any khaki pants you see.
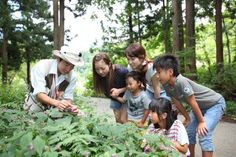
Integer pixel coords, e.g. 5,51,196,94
23,93,46,113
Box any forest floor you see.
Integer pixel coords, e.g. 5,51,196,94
88,97,236,157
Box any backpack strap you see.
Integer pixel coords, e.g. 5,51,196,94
30,59,72,94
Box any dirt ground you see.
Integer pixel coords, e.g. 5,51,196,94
89,97,236,157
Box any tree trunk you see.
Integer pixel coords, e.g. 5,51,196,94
172,0,184,52
216,0,223,73
185,0,197,79
223,18,231,64
172,0,184,72
1,0,9,84
53,0,59,49
2,29,8,84
162,0,172,53
26,47,31,85
127,1,133,44
59,0,64,47
136,0,142,44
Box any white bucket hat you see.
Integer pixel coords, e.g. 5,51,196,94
53,45,84,66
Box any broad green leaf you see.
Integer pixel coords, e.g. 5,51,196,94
34,112,48,122
44,125,60,132
20,132,33,149
33,136,45,156
54,117,72,127
48,109,63,118
43,151,58,157
6,131,25,142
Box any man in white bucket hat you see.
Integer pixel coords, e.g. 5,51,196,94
23,45,83,114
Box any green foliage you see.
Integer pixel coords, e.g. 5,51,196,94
82,71,98,97
225,101,236,120
0,83,27,109
0,0,53,84
0,99,178,157
197,63,236,99
195,61,236,120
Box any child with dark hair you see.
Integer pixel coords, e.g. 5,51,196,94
124,43,168,100
92,52,128,123
153,54,226,157
112,71,151,128
147,98,189,156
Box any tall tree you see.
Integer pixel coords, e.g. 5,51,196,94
21,0,52,84
172,0,183,53
0,0,13,84
53,0,65,49
172,0,184,71
223,0,236,64
1,0,10,84
127,0,134,44
215,0,223,73
53,0,59,49
185,0,197,79
162,0,172,53
0,0,52,84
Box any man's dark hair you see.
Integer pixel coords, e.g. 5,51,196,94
153,54,180,77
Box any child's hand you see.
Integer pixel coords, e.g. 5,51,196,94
67,104,80,114
171,141,180,150
197,121,208,136
56,91,64,99
136,121,144,128
183,118,190,127
110,88,120,97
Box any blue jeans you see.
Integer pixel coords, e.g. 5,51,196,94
110,99,127,110
145,89,171,101
186,97,226,151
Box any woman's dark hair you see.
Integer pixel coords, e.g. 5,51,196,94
149,97,175,130
92,52,114,94
153,54,179,77
124,43,146,59
125,43,152,74
126,71,146,90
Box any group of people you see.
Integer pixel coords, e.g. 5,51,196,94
23,43,226,157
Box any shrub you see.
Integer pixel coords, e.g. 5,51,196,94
0,83,27,110
0,98,179,157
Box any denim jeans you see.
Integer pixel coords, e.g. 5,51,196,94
110,99,127,110
186,97,226,151
145,89,171,101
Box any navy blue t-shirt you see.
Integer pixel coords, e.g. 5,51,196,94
103,65,128,100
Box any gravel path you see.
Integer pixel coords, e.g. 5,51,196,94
89,97,236,157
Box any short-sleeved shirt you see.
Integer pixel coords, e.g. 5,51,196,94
163,74,222,109
30,59,77,102
128,63,165,94
167,120,190,156
103,65,128,100
123,90,151,121
166,120,189,145
147,120,190,156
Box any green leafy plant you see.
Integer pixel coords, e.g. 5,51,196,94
0,98,178,157
0,83,27,109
